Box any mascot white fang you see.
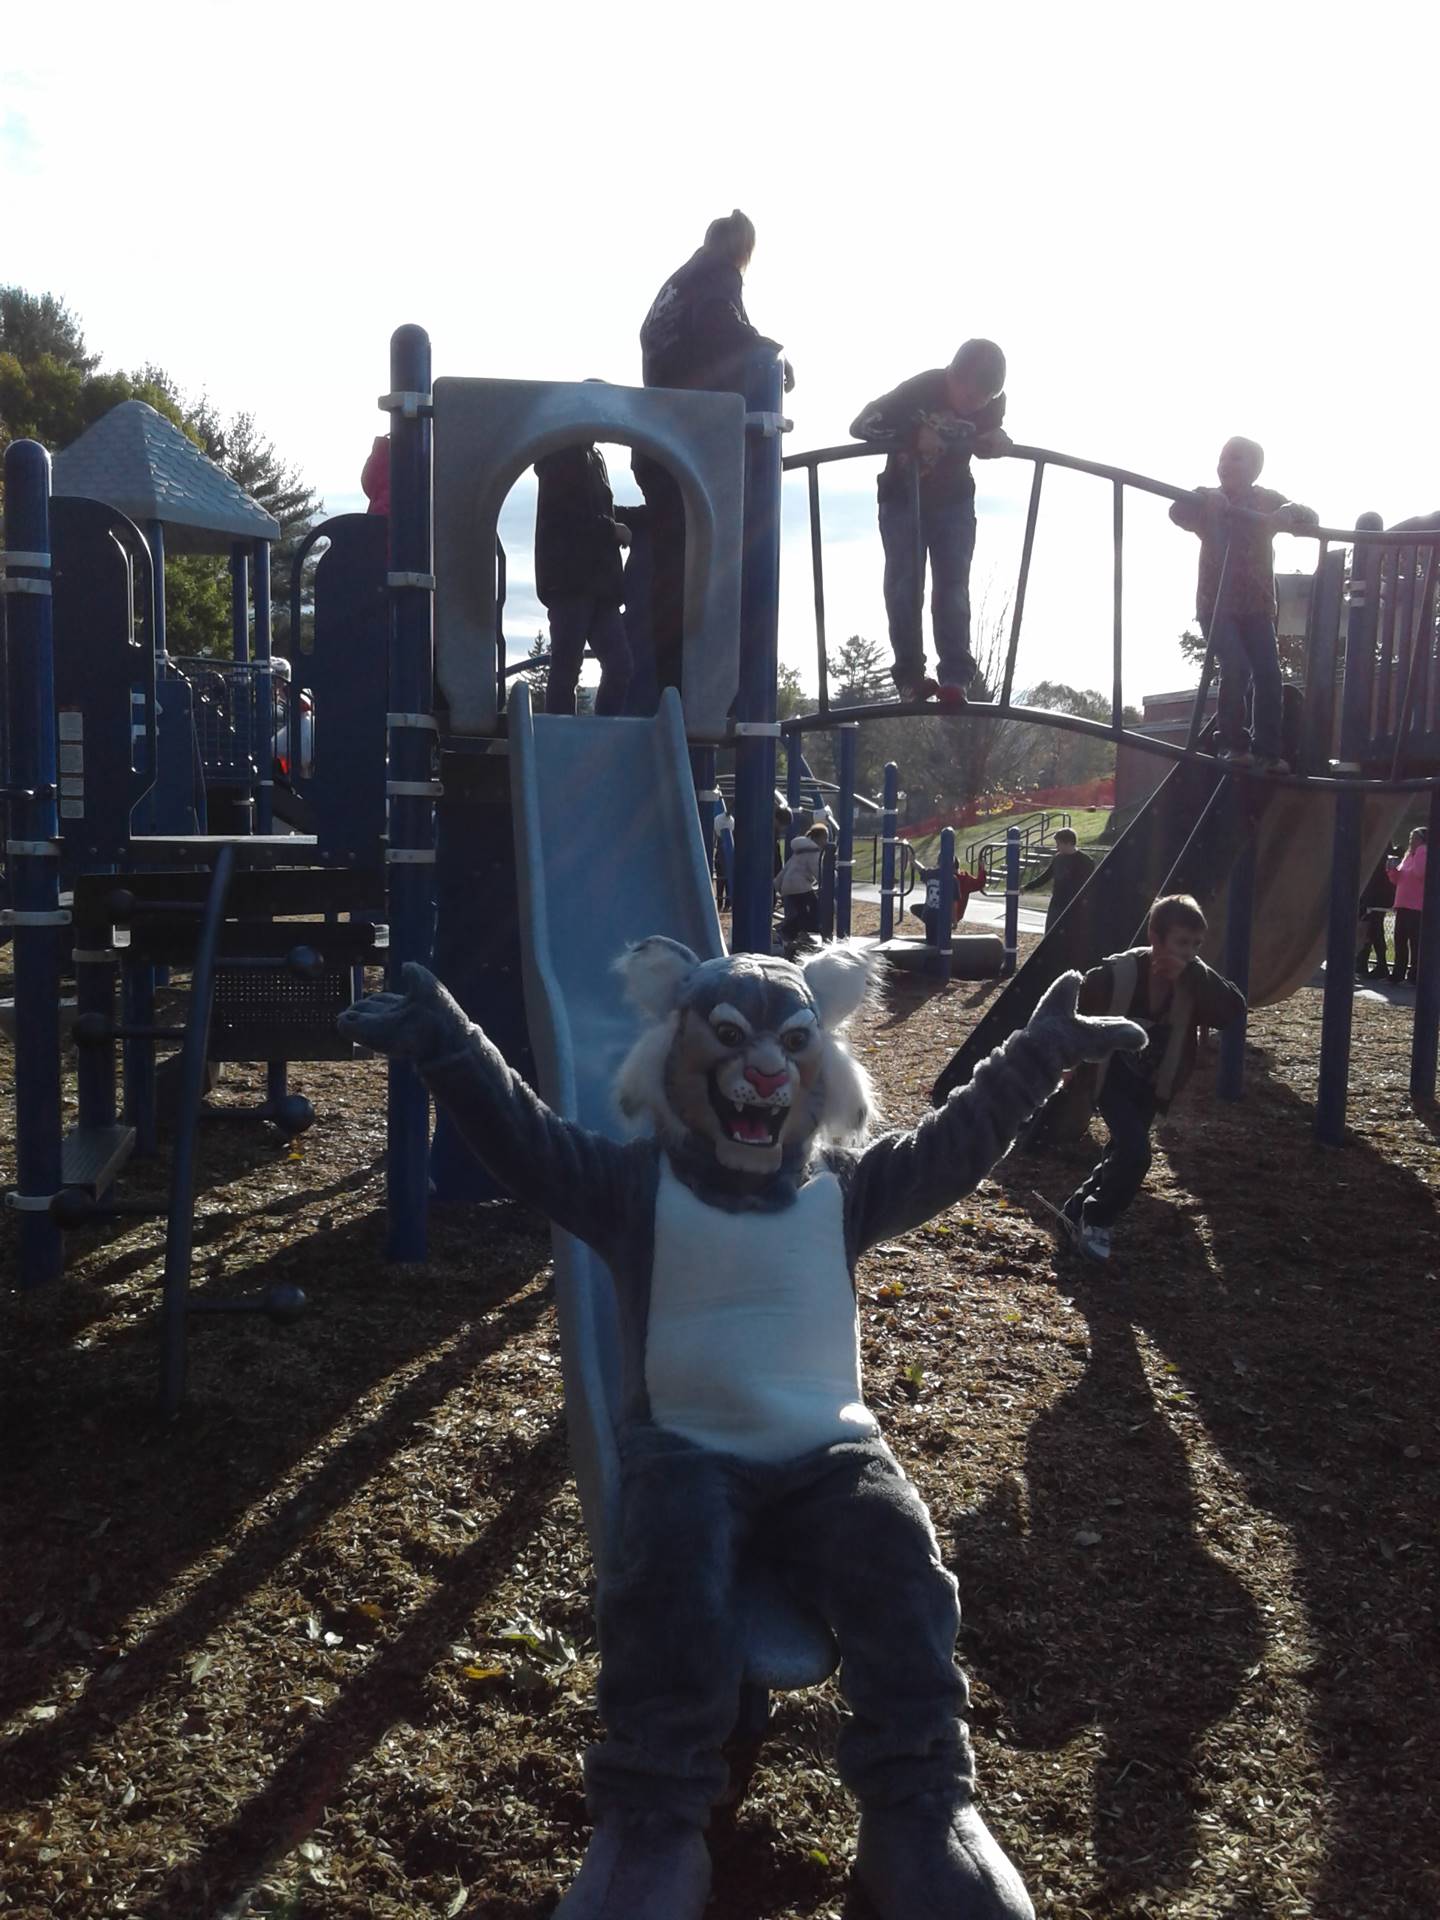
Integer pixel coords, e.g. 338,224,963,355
340,941,1144,1920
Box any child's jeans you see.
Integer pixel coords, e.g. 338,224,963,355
879,491,978,689
1393,906,1422,981
546,596,632,716
1069,1066,1157,1227
1210,610,1283,758
781,893,820,940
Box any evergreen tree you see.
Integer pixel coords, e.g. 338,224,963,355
205,410,324,656
0,287,97,372
523,631,549,703
828,632,891,705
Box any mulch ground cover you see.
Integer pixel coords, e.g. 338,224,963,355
1,915,1437,1919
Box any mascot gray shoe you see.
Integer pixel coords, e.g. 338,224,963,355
856,1792,1035,1919
552,1811,710,1920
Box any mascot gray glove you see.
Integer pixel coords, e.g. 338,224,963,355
338,961,471,1065
1020,970,1146,1077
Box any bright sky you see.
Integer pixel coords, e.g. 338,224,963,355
5,3,1438,708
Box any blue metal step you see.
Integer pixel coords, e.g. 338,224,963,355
61,1123,136,1198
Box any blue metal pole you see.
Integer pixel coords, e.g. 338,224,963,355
937,827,955,983
252,539,273,835
1003,824,1021,975
786,733,803,811
1316,792,1363,1144
1217,837,1255,1100
835,723,857,940
819,841,836,941
147,520,168,668
730,349,785,955
1316,517,1381,1144
879,761,898,943
3,441,65,1284
692,745,719,876
74,906,118,1132
1409,786,1440,1104
384,325,438,1261
230,542,249,661
160,843,236,1416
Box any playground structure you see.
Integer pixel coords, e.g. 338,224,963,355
4,324,1440,1586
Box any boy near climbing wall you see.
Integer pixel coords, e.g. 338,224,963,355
850,339,1011,707
1057,894,1245,1261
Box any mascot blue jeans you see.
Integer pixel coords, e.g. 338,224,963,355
589,1423,970,1822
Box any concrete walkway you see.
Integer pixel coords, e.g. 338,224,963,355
851,884,1048,936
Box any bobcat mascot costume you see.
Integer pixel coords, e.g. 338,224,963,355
341,942,1143,1919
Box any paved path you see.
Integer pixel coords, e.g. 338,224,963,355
850,885,1048,936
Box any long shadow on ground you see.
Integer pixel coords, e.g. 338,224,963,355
951,1269,1265,1905
0,1204,551,1791
973,1050,1440,1919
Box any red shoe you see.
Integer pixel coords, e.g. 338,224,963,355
894,675,941,704
935,682,970,708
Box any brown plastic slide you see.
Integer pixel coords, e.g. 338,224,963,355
1199,789,1409,1007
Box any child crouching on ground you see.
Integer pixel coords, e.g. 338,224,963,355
1058,893,1245,1261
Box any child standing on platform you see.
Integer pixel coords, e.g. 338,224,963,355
533,441,633,717
1169,437,1317,775
850,340,1011,707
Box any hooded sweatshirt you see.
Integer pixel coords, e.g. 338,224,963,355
777,835,823,898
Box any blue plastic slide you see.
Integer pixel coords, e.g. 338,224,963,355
506,684,836,1689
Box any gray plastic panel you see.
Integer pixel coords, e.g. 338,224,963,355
433,378,745,739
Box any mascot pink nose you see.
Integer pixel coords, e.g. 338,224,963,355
745,1066,788,1098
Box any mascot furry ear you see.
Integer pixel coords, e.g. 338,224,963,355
799,941,877,1031
617,937,700,1019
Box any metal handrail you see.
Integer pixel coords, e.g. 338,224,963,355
779,435,1440,791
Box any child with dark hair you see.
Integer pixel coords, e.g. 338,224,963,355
534,441,633,716
635,211,793,700
1169,437,1318,775
850,339,1011,706
1055,894,1245,1261
1034,827,1094,932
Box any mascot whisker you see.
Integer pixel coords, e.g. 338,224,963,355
340,940,1143,1920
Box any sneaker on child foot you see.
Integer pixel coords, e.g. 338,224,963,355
894,674,941,704
1253,753,1291,775
1217,747,1255,768
1078,1221,1112,1262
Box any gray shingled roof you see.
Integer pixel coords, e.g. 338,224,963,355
51,400,279,554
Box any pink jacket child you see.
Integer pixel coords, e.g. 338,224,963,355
361,435,390,515
1388,835,1428,911
1386,830,1428,982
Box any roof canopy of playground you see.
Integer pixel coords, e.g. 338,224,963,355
51,399,278,555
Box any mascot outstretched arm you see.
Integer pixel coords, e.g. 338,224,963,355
341,942,1143,1920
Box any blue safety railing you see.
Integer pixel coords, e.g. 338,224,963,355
779,440,1440,791
169,655,261,785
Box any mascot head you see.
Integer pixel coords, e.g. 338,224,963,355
614,940,878,1178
